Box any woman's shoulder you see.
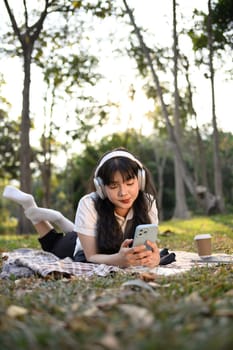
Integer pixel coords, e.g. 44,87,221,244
79,192,98,205
81,191,98,200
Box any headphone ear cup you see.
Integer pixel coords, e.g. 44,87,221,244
138,168,146,191
93,177,106,199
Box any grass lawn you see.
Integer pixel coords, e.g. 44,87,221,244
0,215,233,350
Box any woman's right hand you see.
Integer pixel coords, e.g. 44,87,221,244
118,239,151,267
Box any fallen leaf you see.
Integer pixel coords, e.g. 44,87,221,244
6,305,28,318
121,279,159,296
98,332,120,350
139,272,158,282
118,304,154,327
184,291,203,305
215,308,233,317
225,289,233,296
160,230,174,236
66,318,90,332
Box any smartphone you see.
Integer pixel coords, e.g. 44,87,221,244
132,224,158,250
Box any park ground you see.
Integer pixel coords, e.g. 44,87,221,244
0,215,233,350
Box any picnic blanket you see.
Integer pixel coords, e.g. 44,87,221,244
0,249,120,279
1,248,233,279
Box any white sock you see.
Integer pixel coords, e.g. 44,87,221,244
25,207,74,232
3,185,37,210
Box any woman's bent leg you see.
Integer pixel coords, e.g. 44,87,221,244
25,207,74,232
3,185,74,233
34,221,54,238
3,186,37,210
38,229,77,259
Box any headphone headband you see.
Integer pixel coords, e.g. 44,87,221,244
94,150,143,177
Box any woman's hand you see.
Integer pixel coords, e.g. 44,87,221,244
118,239,160,268
141,240,160,268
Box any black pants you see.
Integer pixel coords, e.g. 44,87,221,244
38,229,87,262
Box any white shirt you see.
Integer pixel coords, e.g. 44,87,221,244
73,192,158,256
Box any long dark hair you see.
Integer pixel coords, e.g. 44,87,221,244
89,149,157,254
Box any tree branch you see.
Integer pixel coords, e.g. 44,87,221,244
3,0,23,44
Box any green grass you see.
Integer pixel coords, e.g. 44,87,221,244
0,214,233,350
159,215,233,253
0,234,40,253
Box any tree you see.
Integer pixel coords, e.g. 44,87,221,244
188,0,231,213
207,0,225,212
122,0,198,219
181,55,208,189
172,0,190,218
219,132,233,210
2,0,116,232
3,0,50,232
210,0,233,49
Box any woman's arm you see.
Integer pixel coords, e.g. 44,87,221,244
77,233,130,267
78,232,160,268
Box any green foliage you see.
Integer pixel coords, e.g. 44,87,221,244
219,132,233,209
189,0,233,56
212,0,233,48
0,111,20,179
57,128,233,220
0,208,17,235
2,0,119,57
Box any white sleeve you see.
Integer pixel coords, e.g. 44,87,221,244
148,200,159,225
74,193,98,236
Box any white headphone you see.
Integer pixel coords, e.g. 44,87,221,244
93,150,146,199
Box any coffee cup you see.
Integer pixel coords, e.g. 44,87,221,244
194,234,212,257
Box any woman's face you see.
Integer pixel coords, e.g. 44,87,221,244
104,170,139,217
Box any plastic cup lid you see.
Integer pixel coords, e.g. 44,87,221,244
194,234,211,240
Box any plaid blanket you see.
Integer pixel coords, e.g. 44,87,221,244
1,248,232,279
0,249,120,279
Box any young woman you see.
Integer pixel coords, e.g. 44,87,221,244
3,148,160,268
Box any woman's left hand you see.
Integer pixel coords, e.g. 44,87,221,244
126,240,160,268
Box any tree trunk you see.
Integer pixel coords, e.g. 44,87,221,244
152,146,167,221
18,44,33,233
40,84,55,208
182,55,212,213
172,0,190,218
207,0,225,212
